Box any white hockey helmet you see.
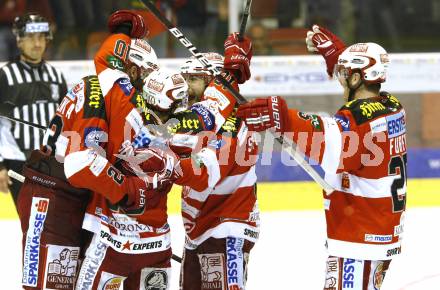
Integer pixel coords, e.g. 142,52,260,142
143,68,189,114
128,38,159,73
180,52,224,76
334,42,389,84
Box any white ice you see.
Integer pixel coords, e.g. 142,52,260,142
2,208,439,289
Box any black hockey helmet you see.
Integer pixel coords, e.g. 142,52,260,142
12,13,53,40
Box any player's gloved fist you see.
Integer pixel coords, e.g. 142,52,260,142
120,147,182,193
118,175,149,214
224,32,253,84
305,25,346,77
108,10,149,38
236,96,290,133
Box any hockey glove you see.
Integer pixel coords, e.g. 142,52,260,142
224,32,253,84
118,175,149,213
108,10,149,38
305,25,346,77
120,147,182,193
236,96,290,133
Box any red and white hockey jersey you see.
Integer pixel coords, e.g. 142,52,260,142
198,73,239,133
175,116,260,249
285,93,406,260
43,34,170,254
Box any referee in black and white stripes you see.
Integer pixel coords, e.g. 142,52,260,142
0,13,67,209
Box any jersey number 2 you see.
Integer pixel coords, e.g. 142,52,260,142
388,154,407,212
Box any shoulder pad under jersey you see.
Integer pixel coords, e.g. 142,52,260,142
378,91,403,111
338,95,401,125
130,91,151,121
217,115,242,137
83,75,107,120
167,110,205,134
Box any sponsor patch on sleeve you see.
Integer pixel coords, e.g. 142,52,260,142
369,117,387,133
334,114,350,131
191,103,215,130
84,127,107,148
117,78,134,96
204,86,230,110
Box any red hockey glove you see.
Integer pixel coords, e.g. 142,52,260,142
108,10,149,38
120,147,182,193
305,25,346,77
236,96,290,133
118,175,149,213
224,32,253,84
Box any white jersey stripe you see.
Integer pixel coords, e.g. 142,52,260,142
324,172,399,198
195,148,221,188
55,67,63,84
327,238,401,260
181,199,199,219
45,63,56,82
38,103,47,127
1,66,14,85
31,104,40,149
22,105,30,149
11,63,23,84
47,102,55,122
321,117,342,174
64,149,102,178
23,69,32,82
186,166,257,202
185,222,260,249
13,107,20,138
98,68,129,96
32,68,40,81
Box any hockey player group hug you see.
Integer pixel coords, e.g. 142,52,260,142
15,9,406,290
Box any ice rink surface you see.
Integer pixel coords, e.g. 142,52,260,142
2,207,440,290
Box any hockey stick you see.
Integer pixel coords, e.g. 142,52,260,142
0,114,46,131
238,0,252,41
7,169,184,263
138,0,334,194
7,169,25,183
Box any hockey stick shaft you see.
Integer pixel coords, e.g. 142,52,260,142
138,0,334,194
238,0,252,41
7,169,184,263
0,114,46,131
8,169,25,183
